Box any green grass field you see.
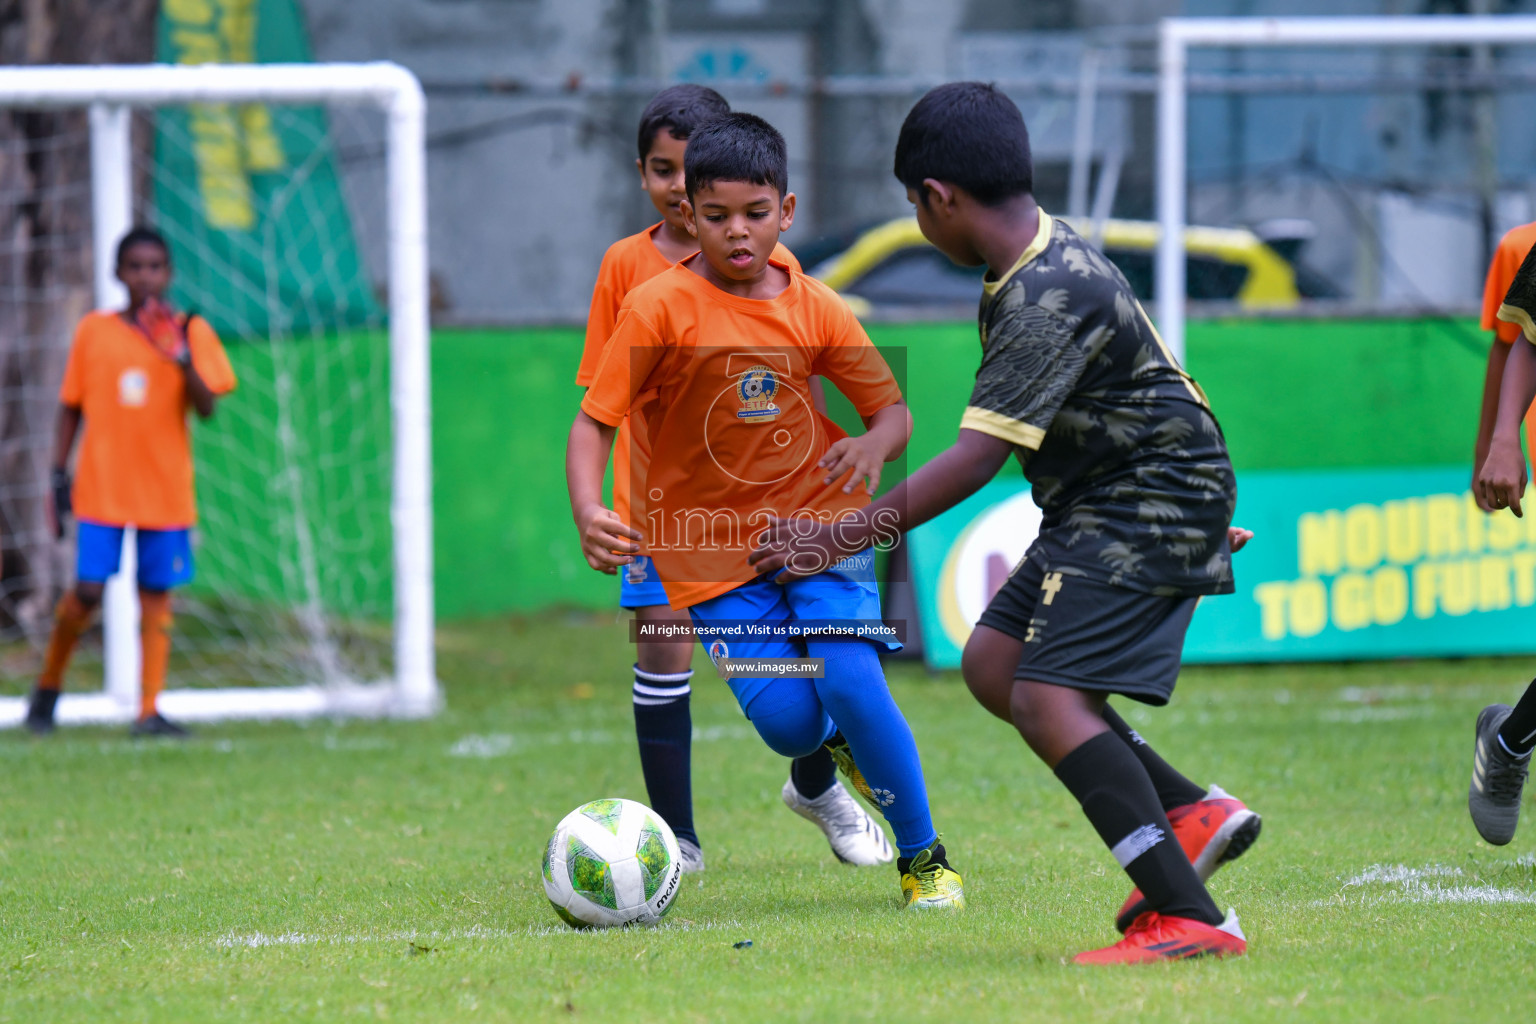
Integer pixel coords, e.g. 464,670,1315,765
3,613,1534,1022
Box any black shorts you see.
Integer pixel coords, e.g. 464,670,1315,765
974,552,1198,706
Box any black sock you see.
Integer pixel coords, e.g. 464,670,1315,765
1497,679,1536,758
790,746,837,799
632,666,698,848
1101,703,1207,811
1055,732,1223,926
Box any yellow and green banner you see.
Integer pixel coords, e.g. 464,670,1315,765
153,0,379,338
907,467,1536,667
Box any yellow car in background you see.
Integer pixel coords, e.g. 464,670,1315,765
810,216,1321,316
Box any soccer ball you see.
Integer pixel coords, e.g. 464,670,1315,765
542,798,683,929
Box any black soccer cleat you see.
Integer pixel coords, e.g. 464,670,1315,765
131,712,190,738
24,687,60,736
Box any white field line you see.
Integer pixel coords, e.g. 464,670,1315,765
1335,685,1438,704
215,918,748,949
448,724,755,759
1323,861,1536,907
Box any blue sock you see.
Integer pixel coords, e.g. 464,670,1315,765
632,666,698,848
806,639,937,856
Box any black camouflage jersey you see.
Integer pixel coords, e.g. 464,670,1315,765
964,211,1236,597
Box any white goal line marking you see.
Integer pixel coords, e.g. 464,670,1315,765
1320,860,1536,907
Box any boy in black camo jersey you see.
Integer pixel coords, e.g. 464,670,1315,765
752,82,1259,963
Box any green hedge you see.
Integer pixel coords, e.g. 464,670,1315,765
189,317,1492,620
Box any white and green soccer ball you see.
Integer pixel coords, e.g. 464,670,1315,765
542,798,682,929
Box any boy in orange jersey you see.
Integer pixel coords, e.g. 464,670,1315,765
569,113,963,908
578,87,890,872
1468,240,1536,846
25,226,236,737
1473,221,1536,509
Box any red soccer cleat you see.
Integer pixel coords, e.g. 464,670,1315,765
1075,910,1246,965
1115,784,1261,933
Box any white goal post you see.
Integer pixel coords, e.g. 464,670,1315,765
1156,14,1536,363
0,63,436,724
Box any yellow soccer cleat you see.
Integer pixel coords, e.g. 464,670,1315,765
899,840,965,910
823,732,882,808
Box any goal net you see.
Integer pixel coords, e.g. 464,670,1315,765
0,64,435,725
1154,14,1536,361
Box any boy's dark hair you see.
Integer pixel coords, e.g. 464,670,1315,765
637,84,731,161
683,112,788,199
115,225,169,267
894,82,1033,206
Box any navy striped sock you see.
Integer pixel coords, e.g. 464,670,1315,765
632,666,698,848
1055,733,1222,926
1497,679,1536,758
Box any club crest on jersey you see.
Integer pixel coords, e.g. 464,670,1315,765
734,365,781,424
707,640,729,667
118,368,149,407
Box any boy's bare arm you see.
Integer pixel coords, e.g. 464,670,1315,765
752,428,1014,578
183,360,218,419
819,401,911,496
1473,340,1512,511
1477,338,1536,516
52,404,81,471
567,409,642,573
48,404,82,538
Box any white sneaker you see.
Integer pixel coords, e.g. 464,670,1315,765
781,777,894,866
677,837,705,874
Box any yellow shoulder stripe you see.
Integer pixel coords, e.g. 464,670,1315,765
1497,301,1536,344
960,407,1045,450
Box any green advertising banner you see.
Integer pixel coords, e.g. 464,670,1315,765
154,0,379,338
907,467,1536,668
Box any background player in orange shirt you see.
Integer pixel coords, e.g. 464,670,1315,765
25,226,237,737
1472,220,1536,510
1470,239,1536,846
578,88,889,871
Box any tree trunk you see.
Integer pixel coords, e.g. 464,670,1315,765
0,0,157,639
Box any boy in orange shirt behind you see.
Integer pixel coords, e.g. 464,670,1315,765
25,226,237,737
579,87,890,872
569,113,963,907
1472,221,1536,508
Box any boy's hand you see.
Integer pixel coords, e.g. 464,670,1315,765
136,297,190,366
749,515,867,582
575,502,642,573
1228,526,1253,553
1476,437,1528,517
49,467,71,539
820,434,890,495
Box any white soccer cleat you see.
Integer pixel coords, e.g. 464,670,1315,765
781,777,894,866
676,837,706,874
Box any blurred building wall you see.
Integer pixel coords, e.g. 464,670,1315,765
300,0,1536,322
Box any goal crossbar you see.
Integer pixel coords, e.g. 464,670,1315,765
1156,15,1536,362
0,63,436,725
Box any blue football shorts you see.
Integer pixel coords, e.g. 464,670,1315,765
687,551,901,712
76,520,195,591
619,554,670,609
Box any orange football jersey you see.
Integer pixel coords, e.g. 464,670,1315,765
59,310,237,528
1482,223,1536,454
578,222,800,536
582,259,902,608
